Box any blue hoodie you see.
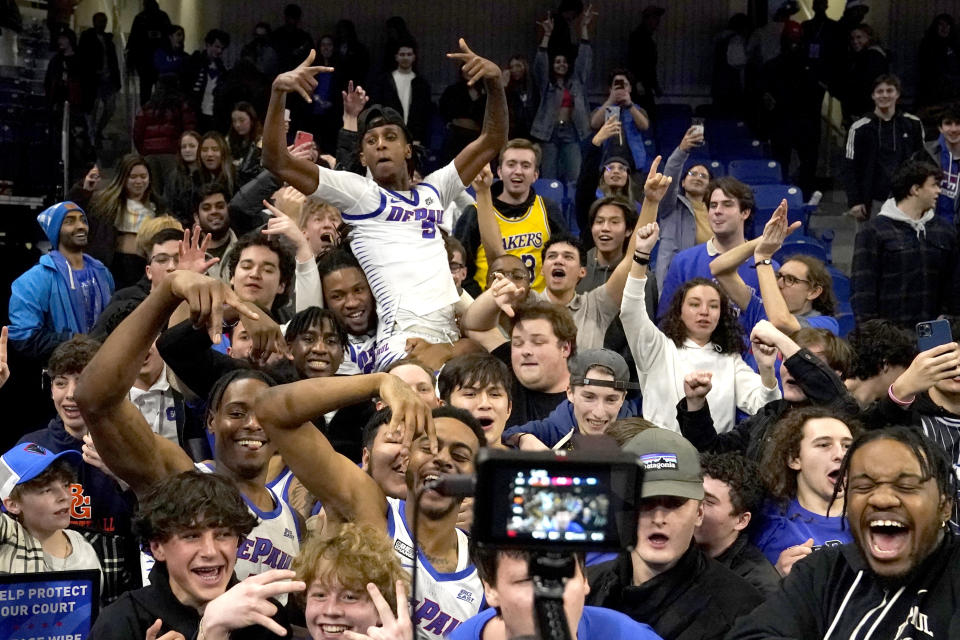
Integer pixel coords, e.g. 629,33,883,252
8,202,114,359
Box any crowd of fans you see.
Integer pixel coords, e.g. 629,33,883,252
9,0,960,639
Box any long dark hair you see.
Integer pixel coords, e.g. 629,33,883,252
660,277,745,354
90,154,160,223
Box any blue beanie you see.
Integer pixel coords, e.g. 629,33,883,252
37,201,85,248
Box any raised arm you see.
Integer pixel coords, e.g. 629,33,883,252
75,271,258,495
472,165,504,262
253,372,433,526
621,222,669,370
604,156,670,307
460,273,524,349
751,201,803,333
708,240,758,312
262,51,335,196
449,39,509,185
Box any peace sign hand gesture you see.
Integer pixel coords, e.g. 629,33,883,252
272,50,335,102
343,581,414,640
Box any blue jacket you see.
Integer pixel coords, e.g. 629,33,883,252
530,41,593,141
501,398,637,448
8,252,114,360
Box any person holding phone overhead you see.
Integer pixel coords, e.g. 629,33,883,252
856,316,960,527
852,159,960,328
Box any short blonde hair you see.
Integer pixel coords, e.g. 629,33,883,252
292,523,408,611
136,216,183,256
299,198,341,230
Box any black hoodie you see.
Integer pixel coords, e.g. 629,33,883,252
90,562,289,640
728,535,960,639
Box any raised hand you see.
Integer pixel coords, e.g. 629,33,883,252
380,373,436,453
580,3,598,33
471,164,494,192
643,155,672,203
679,126,704,151
273,185,307,219
81,433,126,489
683,371,713,411
634,222,660,255
178,225,219,274
200,570,307,639
342,581,414,640
755,200,801,261
488,272,525,318
261,199,312,260
892,342,960,400
272,50,335,102
166,271,259,343
342,80,370,118
536,13,554,37
750,319,785,349
240,305,291,366
591,115,622,146
0,326,8,389
447,39,501,86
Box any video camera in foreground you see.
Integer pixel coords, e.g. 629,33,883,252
471,448,643,553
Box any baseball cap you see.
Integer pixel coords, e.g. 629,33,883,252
0,443,80,500
603,154,632,170
567,348,639,390
357,104,411,143
623,429,703,500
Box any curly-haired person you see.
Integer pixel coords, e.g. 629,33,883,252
620,220,781,433
753,407,861,578
293,523,410,640
90,470,303,640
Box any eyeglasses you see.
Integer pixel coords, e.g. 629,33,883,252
150,253,180,266
776,272,809,287
449,261,465,272
604,163,628,173
493,269,530,282
687,170,710,179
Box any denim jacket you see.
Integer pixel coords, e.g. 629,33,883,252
530,41,593,141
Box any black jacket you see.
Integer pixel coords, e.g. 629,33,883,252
90,562,289,640
587,544,763,640
727,536,960,639
371,71,433,145
678,348,859,462
844,111,924,209
714,533,781,599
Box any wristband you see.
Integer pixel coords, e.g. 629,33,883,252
751,258,773,269
633,254,650,265
887,383,915,407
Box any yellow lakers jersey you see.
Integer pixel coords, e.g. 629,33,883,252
473,196,551,292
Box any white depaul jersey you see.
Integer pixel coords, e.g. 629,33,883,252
196,462,300,582
337,331,377,375
309,163,463,335
386,497,484,638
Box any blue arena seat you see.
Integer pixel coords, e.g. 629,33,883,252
750,185,805,238
773,233,829,265
728,159,783,185
534,178,565,209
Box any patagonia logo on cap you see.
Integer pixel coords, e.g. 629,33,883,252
640,453,678,470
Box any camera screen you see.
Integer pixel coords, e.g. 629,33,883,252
506,469,611,544
472,451,641,552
